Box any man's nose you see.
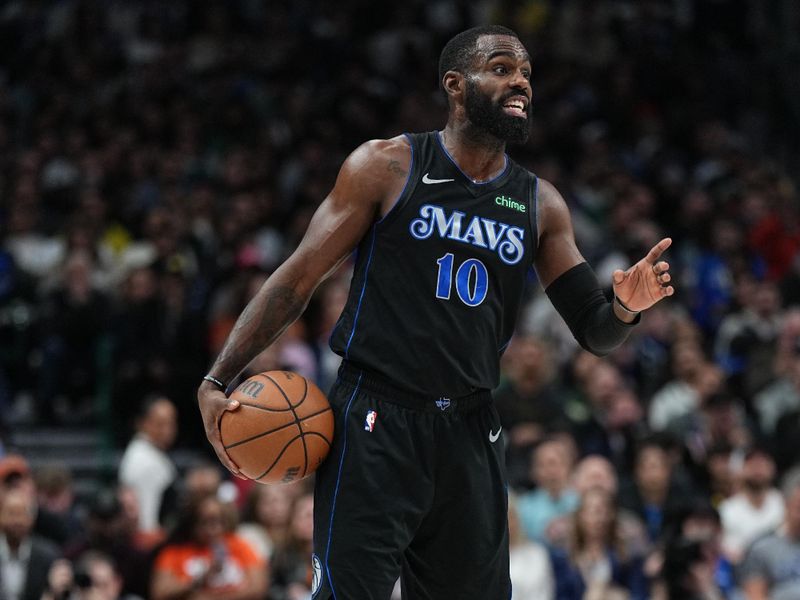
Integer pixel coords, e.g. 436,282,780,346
509,69,530,92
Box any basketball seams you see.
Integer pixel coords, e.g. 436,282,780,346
264,373,309,479
223,406,333,449
252,434,304,481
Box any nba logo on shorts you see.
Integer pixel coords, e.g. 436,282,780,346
311,554,322,595
364,410,377,432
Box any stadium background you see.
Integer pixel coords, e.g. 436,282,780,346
1,0,800,598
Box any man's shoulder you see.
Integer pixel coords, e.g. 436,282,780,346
356,134,412,161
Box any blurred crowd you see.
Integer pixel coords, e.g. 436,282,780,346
1,0,799,598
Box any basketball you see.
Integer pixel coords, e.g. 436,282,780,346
220,371,334,484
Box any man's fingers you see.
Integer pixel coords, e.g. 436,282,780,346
209,428,246,479
646,237,672,263
652,260,669,275
612,269,626,284
199,391,246,479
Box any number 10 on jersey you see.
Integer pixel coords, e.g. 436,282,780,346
435,253,488,307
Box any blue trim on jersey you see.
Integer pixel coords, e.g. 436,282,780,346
376,133,414,224
436,131,509,184
324,373,363,600
344,226,377,358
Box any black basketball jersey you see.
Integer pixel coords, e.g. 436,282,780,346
329,131,538,398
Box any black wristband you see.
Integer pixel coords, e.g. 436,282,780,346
203,374,227,391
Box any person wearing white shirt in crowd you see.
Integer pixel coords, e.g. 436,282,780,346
508,493,554,600
118,395,178,534
719,447,784,564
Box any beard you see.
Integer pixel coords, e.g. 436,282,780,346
464,79,530,145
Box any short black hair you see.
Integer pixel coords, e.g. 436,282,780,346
438,25,520,91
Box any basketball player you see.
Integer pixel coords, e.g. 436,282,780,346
198,25,674,599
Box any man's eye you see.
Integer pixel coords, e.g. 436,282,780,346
494,65,508,74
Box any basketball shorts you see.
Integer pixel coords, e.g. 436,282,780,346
311,361,511,600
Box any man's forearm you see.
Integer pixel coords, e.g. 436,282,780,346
208,279,307,384
545,262,638,356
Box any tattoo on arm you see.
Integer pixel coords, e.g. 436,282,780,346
387,160,407,178
210,285,306,382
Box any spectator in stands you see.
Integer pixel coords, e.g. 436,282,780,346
0,455,71,549
42,551,144,600
740,467,800,600
118,395,178,535
508,494,554,600
649,343,720,431
34,464,83,549
719,447,784,564
36,250,112,424
117,485,163,551
652,501,733,600
0,488,60,600
494,336,568,488
703,443,737,509
550,487,649,600
571,362,644,474
517,436,579,543
714,278,782,399
269,492,314,600
619,437,692,543
756,340,800,441
64,489,150,599
669,393,752,491
236,483,293,562
564,455,648,557
151,494,266,600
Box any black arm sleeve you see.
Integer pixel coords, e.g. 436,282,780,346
544,262,639,356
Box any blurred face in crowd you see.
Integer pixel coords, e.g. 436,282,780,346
635,445,671,496
289,494,314,545
79,559,123,600
533,440,573,494
573,456,617,496
742,451,775,492
0,489,35,546
584,363,623,410
671,341,704,381
194,497,225,546
256,485,293,528
577,488,614,544
140,398,177,451
185,466,222,500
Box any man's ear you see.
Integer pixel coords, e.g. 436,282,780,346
442,70,464,101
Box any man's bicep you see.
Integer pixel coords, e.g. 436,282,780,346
533,179,585,288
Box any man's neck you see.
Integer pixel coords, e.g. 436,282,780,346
440,123,506,182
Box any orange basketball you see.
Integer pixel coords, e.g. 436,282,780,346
220,370,334,484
